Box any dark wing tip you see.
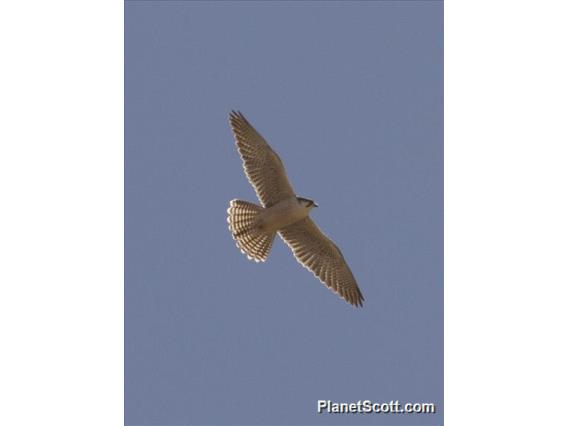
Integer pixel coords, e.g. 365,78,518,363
356,288,365,307
229,110,252,133
229,110,245,122
348,287,364,308
335,285,364,308
351,297,363,308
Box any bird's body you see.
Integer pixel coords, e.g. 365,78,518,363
227,111,364,307
255,197,313,234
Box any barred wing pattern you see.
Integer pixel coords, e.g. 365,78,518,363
229,111,296,208
279,218,364,307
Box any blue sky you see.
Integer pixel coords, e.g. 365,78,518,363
126,2,443,425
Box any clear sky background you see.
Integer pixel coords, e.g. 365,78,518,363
125,1,443,425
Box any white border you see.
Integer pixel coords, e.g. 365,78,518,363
446,1,568,424
0,1,123,425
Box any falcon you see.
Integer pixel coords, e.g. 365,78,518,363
227,111,364,307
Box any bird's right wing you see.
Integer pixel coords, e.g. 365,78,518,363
279,217,364,307
229,111,296,207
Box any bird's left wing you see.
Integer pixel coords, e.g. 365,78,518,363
229,111,296,208
279,218,364,307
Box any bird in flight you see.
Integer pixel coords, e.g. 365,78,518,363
227,111,364,307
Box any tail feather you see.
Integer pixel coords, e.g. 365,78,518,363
227,200,275,262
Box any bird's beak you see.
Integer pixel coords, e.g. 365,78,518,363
314,202,319,208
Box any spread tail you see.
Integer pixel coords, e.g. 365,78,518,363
227,199,276,262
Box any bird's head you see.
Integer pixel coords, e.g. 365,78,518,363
297,196,318,210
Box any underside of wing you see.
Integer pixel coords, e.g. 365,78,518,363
279,218,364,307
229,111,296,207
